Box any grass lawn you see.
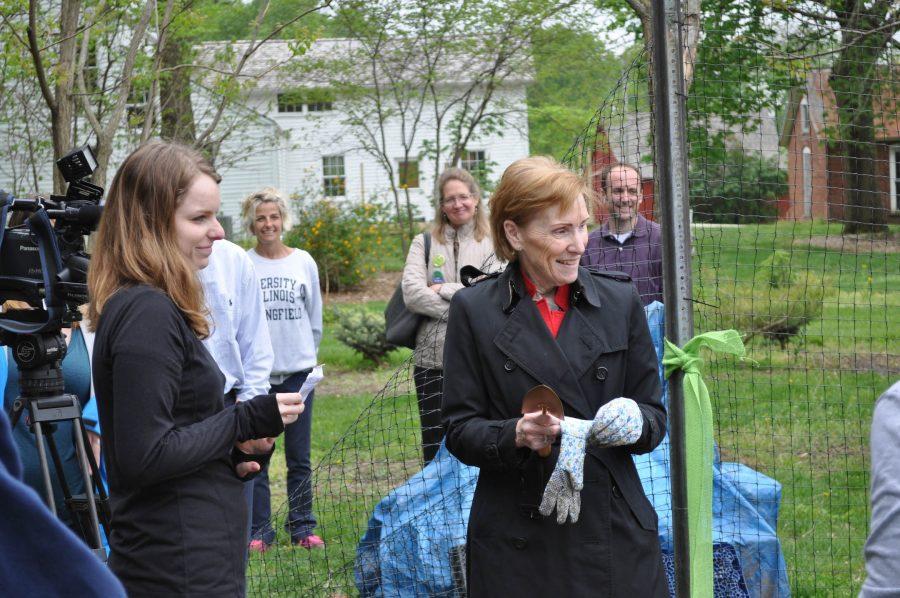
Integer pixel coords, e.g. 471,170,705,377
248,221,897,597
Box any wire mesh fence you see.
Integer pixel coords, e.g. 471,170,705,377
567,6,898,595
246,5,897,597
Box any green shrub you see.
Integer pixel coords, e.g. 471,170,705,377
331,306,395,365
690,149,786,224
284,198,392,293
756,250,793,288
699,259,826,350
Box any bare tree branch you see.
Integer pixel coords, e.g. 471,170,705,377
195,0,333,149
26,0,56,114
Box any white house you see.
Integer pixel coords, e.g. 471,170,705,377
1,37,532,239
199,38,532,235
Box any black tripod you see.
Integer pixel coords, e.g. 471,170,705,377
4,330,110,561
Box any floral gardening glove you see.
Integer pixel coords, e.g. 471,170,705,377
539,417,593,524
589,398,644,448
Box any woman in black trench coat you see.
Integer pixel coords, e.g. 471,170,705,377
442,156,668,597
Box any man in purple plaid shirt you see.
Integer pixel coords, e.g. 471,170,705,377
581,163,663,305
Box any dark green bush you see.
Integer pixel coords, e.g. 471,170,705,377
331,306,394,365
690,149,786,224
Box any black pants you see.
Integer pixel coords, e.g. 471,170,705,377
413,366,445,465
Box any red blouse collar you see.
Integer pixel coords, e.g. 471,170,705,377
521,267,571,310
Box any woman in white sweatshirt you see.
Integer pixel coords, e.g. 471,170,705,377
242,187,325,552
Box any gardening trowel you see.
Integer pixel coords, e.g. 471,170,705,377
521,384,565,458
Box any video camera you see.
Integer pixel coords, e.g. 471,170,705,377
0,146,103,334
0,147,109,558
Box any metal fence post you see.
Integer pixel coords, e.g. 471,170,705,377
651,0,695,596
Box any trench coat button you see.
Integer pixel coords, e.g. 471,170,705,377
486,444,499,458
512,537,528,550
504,359,517,372
595,366,608,380
612,484,622,498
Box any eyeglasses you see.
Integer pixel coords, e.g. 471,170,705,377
442,193,473,205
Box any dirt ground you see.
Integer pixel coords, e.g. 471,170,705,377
323,271,401,304
798,232,899,253
315,366,407,398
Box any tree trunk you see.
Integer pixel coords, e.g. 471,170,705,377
160,31,197,144
830,38,888,233
52,0,82,194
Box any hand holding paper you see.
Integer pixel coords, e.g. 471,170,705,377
298,364,324,403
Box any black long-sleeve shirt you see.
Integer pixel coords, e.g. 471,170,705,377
93,285,282,596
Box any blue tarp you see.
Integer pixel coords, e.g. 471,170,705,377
356,302,791,597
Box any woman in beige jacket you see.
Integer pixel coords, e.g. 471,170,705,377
402,168,501,465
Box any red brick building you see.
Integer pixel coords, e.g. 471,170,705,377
778,70,900,221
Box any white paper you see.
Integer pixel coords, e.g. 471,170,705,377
299,364,324,403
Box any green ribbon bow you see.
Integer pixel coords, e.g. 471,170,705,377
663,330,746,598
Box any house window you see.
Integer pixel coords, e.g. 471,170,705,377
461,150,486,177
277,93,303,113
800,98,810,134
890,145,899,212
802,147,812,218
307,101,333,112
323,155,346,197
397,160,420,189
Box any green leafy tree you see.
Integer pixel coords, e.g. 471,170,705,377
766,0,898,233
0,18,53,193
0,0,330,188
605,0,897,232
527,24,624,158
168,0,330,163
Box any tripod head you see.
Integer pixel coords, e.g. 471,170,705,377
1,329,68,401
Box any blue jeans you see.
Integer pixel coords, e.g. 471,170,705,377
251,370,316,544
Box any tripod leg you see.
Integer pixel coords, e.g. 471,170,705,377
77,422,111,531
32,422,58,515
77,422,109,505
72,418,105,554
44,429,76,506
44,426,97,544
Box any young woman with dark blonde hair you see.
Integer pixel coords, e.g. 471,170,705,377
88,140,304,595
